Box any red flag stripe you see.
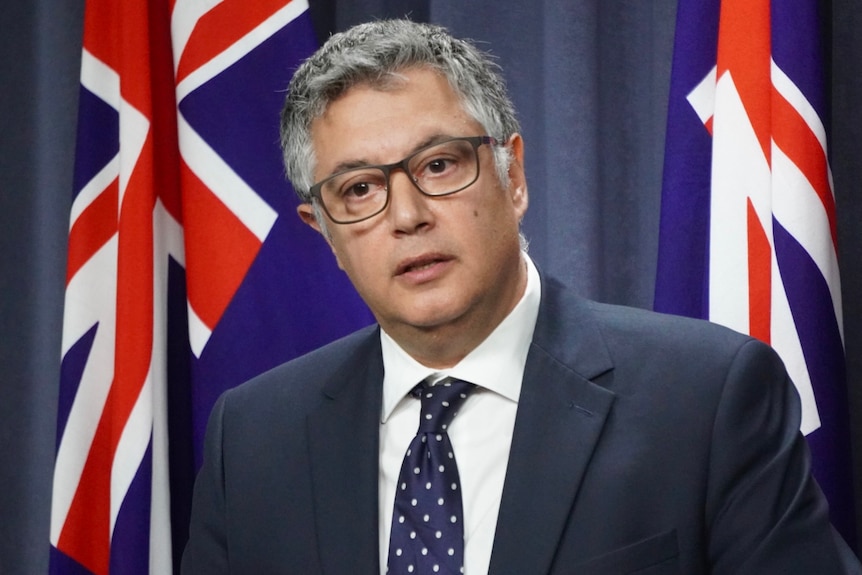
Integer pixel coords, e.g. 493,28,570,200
175,0,290,84
181,160,263,330
716,0,772,164
746,198,772,343
66,179,119,286
82,0,119,75
771,87,837,249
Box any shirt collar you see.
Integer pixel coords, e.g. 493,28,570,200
380,252,541,422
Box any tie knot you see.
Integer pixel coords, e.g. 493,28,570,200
414,378,475,433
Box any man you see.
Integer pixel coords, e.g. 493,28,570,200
182,19,860,574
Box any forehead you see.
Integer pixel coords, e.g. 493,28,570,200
309,68,481,176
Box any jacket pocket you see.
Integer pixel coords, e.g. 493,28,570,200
570,529,680,574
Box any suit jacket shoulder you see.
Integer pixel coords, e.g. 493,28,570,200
488,275,858,574
225,322,382,408
183,323,385,574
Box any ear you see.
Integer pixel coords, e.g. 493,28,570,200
297,202,323,233
296,203,345,269
506,133,529,219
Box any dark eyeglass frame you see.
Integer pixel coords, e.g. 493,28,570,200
308,135,499,224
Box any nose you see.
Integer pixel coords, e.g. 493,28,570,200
386,169,433,234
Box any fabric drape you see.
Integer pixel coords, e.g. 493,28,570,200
2,1,861,572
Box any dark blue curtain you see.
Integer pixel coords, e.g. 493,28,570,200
0,1,83,573
2,1,861,572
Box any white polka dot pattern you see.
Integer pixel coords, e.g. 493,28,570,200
387,379,475,575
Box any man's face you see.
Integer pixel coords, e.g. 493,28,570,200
298,67,528,367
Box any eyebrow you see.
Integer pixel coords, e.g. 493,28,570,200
323,133,457,178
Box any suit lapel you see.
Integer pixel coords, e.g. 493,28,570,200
488,278,617,575
307,331,384,575
303,278,616,574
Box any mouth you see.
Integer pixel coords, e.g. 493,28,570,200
395,253,452,276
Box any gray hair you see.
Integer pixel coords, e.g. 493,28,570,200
279,19,521,204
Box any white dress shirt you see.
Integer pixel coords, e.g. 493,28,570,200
379,253,541,574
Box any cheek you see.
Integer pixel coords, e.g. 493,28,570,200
332,240,379,285
327,235,358,274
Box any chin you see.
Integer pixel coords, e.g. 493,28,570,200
388,302,465,330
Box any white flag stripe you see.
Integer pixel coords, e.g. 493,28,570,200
771,60,829,157
61,237,119,356
80,49,120,108
107,200,182,553
770,254,822,435
709,71,771,333
156,198,187,268
170,0,224,73
149,200,182,574
69,156,119,231
686,65,717,126
174,0,309,101
51,239,118,543
177,114,277,242
187,300,213,358
110,367,154,537
771,144,843,332
702,60,835,439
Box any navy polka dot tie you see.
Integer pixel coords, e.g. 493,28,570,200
387,378,475,574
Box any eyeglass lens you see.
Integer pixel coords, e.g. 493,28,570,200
319,138,481,224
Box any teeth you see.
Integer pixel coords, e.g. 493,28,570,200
409,261,436,272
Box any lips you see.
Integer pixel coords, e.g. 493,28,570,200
395,253,452,276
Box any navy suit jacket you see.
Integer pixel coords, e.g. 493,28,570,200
182,276,860,574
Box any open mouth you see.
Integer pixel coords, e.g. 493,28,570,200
396,254,451,276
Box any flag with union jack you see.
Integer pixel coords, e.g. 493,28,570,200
655,0,855,544
50,1,372,573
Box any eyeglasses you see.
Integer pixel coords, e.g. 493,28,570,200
308,135,499,224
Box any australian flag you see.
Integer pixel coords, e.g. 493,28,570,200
49,1,372,573
655,0,855,545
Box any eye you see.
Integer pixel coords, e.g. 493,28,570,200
343,181,373,198
419,155,460,179
334,171,386,201
426,158,453,174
